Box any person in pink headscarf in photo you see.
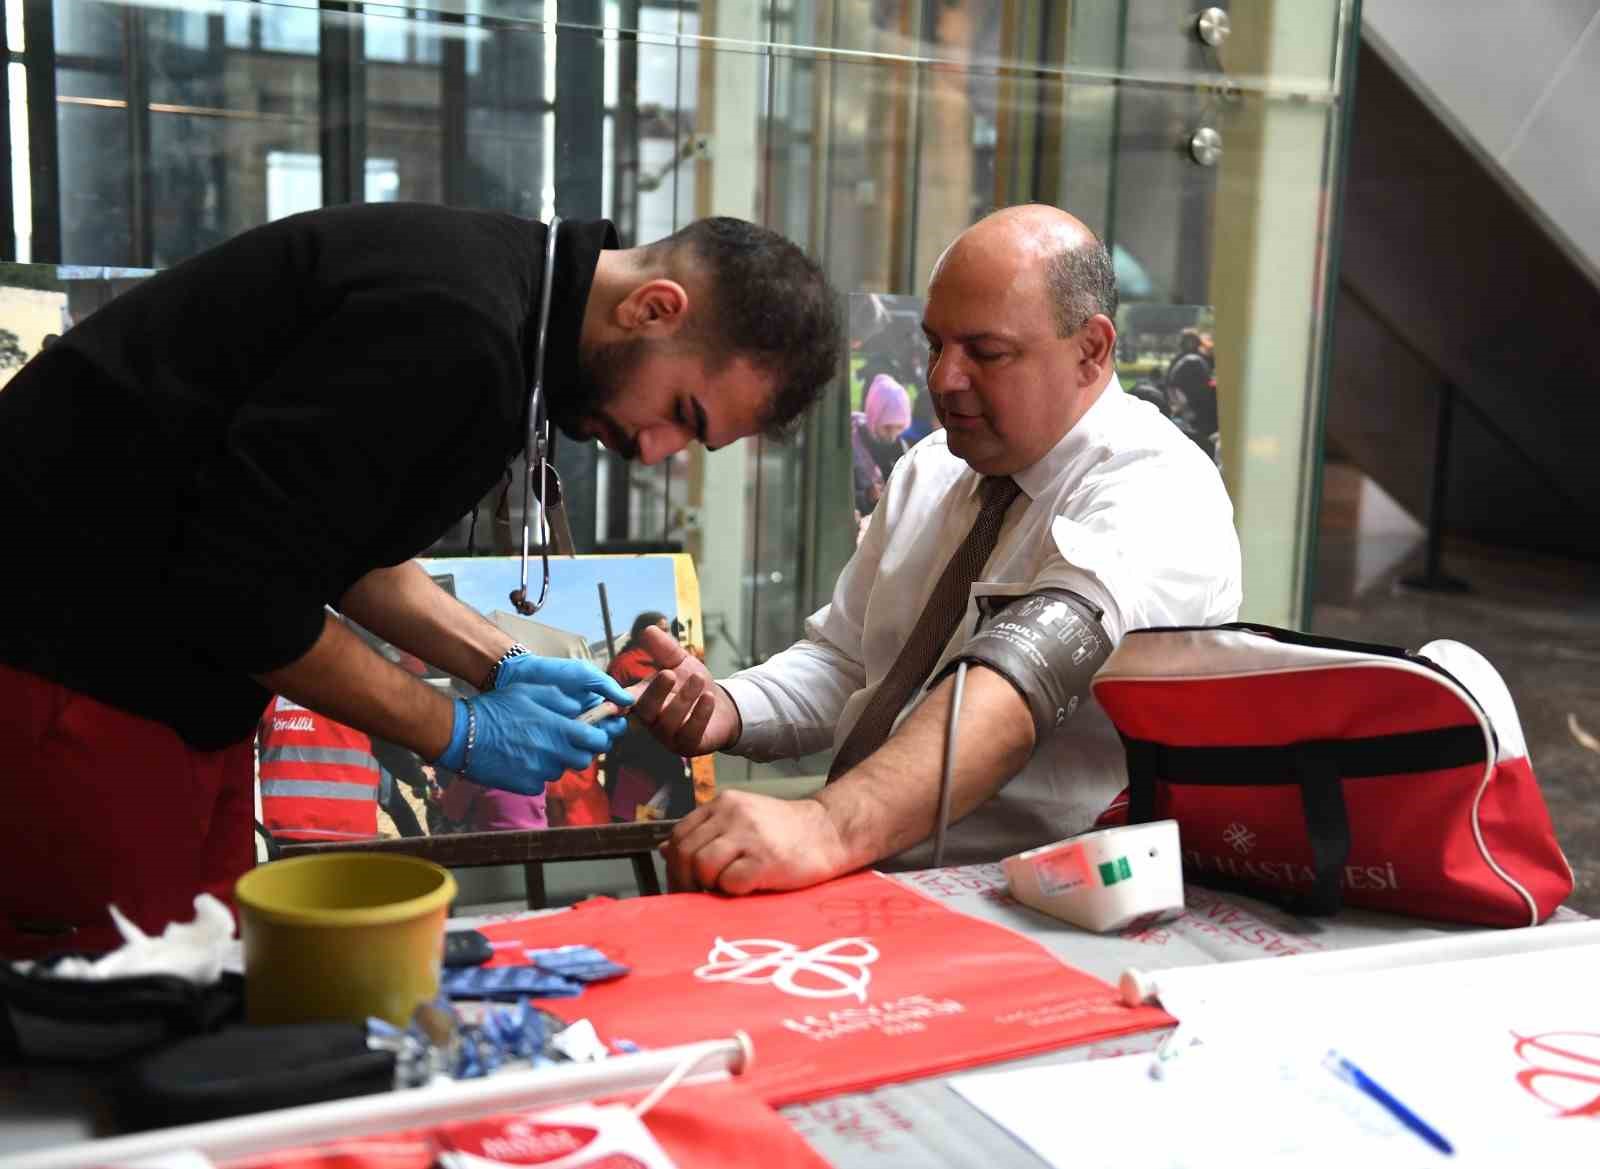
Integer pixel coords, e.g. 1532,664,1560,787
851,374,914,535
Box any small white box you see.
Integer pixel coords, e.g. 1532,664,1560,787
1003,820,1185,933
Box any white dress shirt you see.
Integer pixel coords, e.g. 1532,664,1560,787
720,379,1243,867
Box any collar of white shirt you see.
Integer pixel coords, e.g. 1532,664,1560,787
960,375,1123,503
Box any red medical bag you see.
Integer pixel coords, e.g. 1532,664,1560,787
1091,625,1572,926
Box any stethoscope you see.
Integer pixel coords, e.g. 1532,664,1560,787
509,215,571,616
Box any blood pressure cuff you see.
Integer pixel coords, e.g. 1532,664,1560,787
934,589,1111,741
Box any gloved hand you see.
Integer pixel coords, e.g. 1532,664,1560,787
496,654,636,715
434,683,628,796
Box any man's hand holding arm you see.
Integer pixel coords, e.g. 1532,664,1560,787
663,666,1034,894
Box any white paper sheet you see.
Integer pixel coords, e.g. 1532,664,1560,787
951,945,1600,1168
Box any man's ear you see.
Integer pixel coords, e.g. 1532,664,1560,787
615,278,690,336
1076,314,1116,383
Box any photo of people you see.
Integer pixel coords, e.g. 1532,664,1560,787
261,554,709,844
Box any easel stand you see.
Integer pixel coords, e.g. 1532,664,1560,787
281,821,672,909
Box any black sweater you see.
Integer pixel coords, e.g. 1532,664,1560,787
0,203,617,748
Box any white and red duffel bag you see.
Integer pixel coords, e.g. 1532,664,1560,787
1091,624,1573,926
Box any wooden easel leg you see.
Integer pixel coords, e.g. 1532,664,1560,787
630,852,662,896
522,861,547,910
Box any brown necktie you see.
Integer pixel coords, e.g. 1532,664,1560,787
828,475,1022,779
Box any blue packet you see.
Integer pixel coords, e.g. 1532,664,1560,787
525,946,630,984
441,964,582,1000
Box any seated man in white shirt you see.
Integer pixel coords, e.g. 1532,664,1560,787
633,204,1242,894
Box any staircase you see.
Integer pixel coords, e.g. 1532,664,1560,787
1325,13,1600,564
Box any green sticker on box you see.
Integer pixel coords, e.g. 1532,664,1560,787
1098,856,1133,886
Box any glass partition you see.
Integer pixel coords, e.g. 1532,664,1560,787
3,0,1357,794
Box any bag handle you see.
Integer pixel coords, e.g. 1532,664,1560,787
1124,740,1353,917
1293,745,1351,916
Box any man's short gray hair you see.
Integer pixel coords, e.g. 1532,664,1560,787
1044,235,1118,337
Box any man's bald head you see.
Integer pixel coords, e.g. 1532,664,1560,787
933,204,1118,337
921,204,1120,474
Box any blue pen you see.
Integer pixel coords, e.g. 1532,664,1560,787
1324,1049,1454,1157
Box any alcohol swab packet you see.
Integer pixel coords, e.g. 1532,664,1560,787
525,946,631,984
441,965,583,1001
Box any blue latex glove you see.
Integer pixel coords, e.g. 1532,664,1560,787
434,684,626,796
495,654,636,713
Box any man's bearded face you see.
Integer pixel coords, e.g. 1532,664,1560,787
551,336,650,460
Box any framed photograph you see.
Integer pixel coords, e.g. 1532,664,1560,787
300,554,710,849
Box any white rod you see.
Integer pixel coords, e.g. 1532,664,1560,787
1121,919,1600,1007
2,1033,752,1169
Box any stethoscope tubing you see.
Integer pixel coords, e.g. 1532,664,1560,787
512,216,562,615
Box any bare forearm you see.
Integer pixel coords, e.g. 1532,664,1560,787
814,667,1035,869
339,561,513,688
253,613,456,760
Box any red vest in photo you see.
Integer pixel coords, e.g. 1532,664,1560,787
258,697,381,842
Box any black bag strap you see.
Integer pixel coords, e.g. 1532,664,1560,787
1293,745,1351,916
1121,726,1486,785
1126,738,1160,826
1140,753,1349,916
1119,729,1484,917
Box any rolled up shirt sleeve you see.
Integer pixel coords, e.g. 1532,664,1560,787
721,631,867,761
161,288,519,675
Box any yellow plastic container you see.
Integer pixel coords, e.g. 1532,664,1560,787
235,853,457,1027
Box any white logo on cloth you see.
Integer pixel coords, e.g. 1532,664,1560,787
693,937,879,1003
1035,600,1073,628
1223,822,1257,854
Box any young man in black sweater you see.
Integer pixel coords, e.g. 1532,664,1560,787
0,203,840,956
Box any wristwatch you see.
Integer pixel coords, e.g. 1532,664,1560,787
480,643,530,692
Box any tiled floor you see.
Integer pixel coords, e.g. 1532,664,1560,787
1311,527,1600,917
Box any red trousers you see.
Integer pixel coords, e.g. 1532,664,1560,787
0,663,255,959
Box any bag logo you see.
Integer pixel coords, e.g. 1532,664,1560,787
820,894,922,932
693,936,878,1003
440,1118,598,1163
1223,821,1257,854
1186,847,1401,892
